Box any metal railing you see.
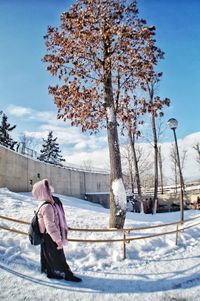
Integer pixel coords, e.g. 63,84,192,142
16,143,38,159
62,162,110,174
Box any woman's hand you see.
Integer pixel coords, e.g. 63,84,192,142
56,241,63,250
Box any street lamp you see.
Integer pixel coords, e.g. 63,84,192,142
167,118,184,222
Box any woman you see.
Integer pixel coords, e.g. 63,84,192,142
32,178,82,282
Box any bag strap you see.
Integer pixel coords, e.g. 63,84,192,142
36,201,51,215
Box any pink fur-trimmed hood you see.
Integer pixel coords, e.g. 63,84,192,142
32,179,54,203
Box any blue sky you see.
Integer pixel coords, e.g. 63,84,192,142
138,0,200,137
0,0,200,177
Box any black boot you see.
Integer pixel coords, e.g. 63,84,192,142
65,273,82,282
47,272,63,279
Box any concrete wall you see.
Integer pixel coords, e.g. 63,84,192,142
85,193,109,208
0,145,109,198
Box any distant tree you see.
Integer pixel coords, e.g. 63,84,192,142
170,144,178,193
117,32,169,213
19,133,36,148
121,142,153,193
43,0,157,228
121,144,135,192
82,159,93,172
16,133,39,154
38,131,65,165
158,145,164,194
193,143,200,165
139,52,170,211
170,144,187,193
120,94,143,205
0,112,17,150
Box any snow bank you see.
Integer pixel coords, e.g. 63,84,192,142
1,188,200,300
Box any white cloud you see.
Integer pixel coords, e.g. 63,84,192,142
7,105,32,117
7,104,56,122
39,124,83,144
74,141,88,150
180,132,200,147
64,148,110,170
34,111,56,122
73,135,107,151
24,131,49,140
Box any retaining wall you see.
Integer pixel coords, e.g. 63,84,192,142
0,145,109,199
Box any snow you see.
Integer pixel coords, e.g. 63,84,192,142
1,187,200,300
106,107,115,123
112,178,127,212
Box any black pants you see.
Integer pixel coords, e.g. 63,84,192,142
41,233,72,277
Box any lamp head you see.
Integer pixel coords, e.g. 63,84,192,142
167,118,178,130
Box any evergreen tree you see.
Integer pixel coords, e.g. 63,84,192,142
38,131,65,165
0,112,17,150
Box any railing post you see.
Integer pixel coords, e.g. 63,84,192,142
123,230,126,260
175,223,179,245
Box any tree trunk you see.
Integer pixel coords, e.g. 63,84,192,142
152,114,158,212
158,146,164,194
129,134,142,197
107,118,126,228
104,64,126,229
127,121,142,210
127,147,134,193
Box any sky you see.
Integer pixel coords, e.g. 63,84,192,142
1,188,200,300
0,0,200,179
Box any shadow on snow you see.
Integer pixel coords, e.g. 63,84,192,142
1,258,200,294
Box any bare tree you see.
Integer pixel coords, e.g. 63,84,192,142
158,145,164,194
193,143,200,165
120,98,142,201
17,133,39,152
170,144,187,193
125,97,143,204
136,91,170,214
181,149,187,170
82,159,93,172
170,144,178,193
137,146,153,178
121,142,153,194
121,144,134,193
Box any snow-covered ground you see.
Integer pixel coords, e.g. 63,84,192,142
1,187,200,300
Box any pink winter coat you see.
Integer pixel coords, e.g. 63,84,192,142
37,201,63,248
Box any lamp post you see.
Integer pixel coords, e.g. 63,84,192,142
167,118,184,222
